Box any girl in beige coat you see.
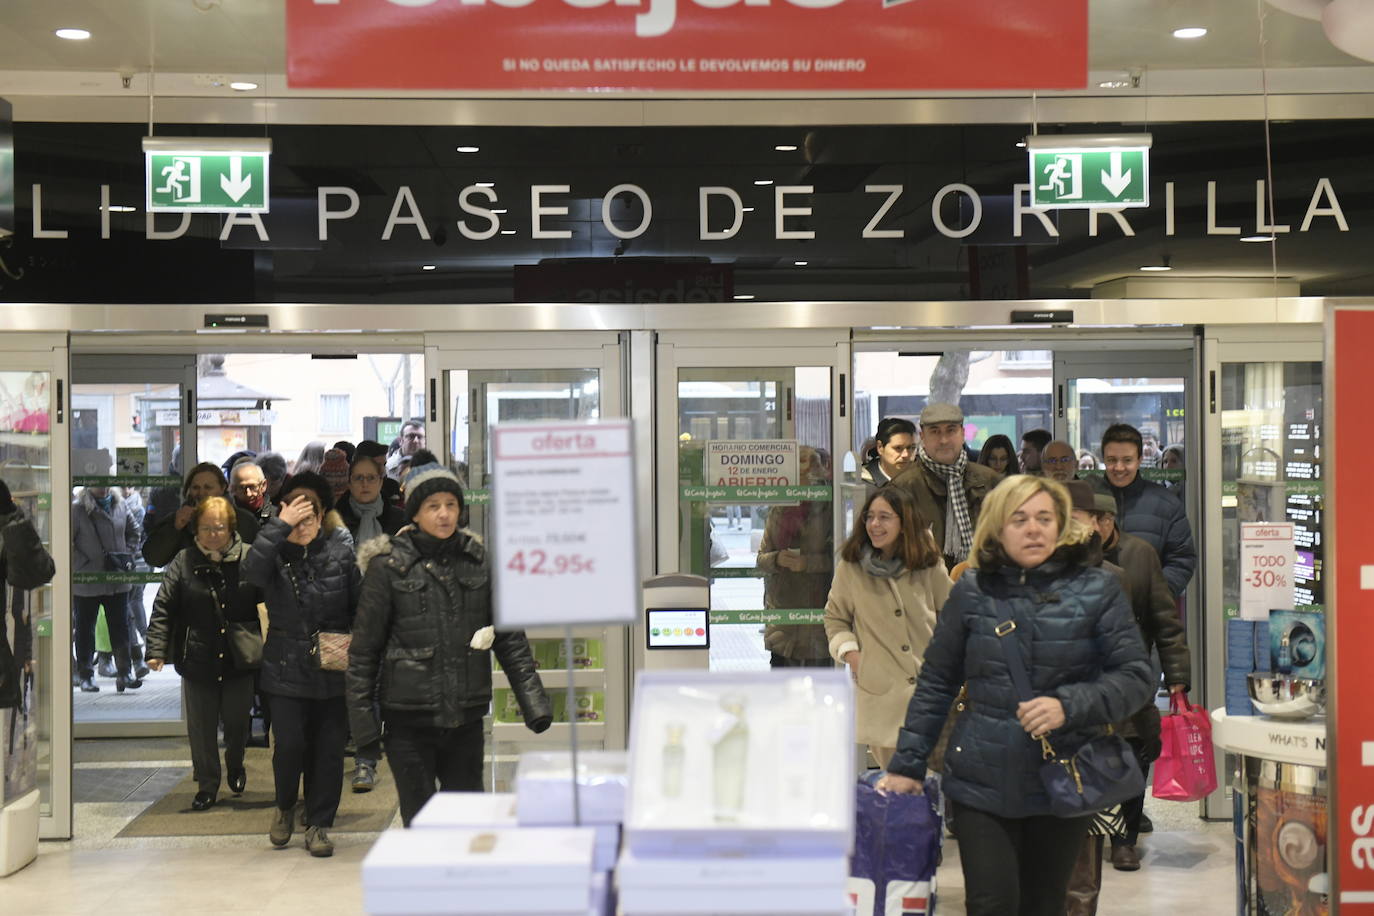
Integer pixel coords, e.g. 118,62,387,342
824,486,952,768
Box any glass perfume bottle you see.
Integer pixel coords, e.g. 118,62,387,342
713,697,749,823
662,722,686,798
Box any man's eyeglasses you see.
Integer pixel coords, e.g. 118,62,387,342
351,474,381,485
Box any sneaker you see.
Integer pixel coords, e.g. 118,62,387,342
351,762,376,794
1111,843,1142,872
304,825,334,858
269,807,293,848
1139,813,1154,834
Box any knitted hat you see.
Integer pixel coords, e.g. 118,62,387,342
403,460,465,521
280,471,333,517
321,448,351,503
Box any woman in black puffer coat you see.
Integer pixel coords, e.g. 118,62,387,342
243,472,360,858
878,475,1152,916
146,497,262,811
347,459,550,827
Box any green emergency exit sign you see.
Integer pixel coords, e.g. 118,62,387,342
1027,134,1151,210
143,137,271,213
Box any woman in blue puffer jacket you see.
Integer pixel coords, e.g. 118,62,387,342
243,471,360,859
877,475,1152,916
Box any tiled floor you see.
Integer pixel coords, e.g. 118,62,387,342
5,767,1235,915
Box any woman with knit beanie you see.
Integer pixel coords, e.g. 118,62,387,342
347,455,552,826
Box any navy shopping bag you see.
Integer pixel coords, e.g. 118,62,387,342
848,774,942,916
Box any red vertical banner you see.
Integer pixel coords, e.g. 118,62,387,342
1331,306,1374,908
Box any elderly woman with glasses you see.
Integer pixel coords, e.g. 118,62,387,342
823,485,952,769
146,496,264,811
336,453,406,547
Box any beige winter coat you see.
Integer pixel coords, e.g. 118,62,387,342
823,558,953,747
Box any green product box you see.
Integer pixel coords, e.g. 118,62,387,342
555,638,603,670
553,689,605,724
491,688,525,723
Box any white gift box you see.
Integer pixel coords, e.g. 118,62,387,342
624,670,854,859
410,792,518,830
362,827,594,914
615,847,850,915
517,750,628,826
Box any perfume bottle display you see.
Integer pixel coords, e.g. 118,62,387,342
711,698,749,823
661,723,686,798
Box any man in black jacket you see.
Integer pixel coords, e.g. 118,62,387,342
1092,423,1196,598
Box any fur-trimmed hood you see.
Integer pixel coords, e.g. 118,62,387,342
355,526,485,575
76,485,126,514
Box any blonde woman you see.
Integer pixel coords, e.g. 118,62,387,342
877,475,1151,916
824,485,951,769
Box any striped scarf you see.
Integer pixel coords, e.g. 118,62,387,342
918,444,973,562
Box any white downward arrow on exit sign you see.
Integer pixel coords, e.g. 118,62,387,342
1101,151,1133,198
221,156,253,202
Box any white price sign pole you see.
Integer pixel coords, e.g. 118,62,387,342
491,420,638,824
1239,522,1296,621
492,419,638,627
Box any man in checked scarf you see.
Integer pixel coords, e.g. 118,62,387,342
889,403,1002,572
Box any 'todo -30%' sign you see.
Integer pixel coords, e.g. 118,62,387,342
143,138,271,213
705,440,798,486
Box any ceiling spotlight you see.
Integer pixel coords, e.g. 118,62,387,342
1098,79,1131,89
1015,140,1027,148
742,207,756,213
774,144,799,152
794,260,808,266
491,209,508,214
421,264,437,271
55,28,91,40
456,145,480,153
229,81,258,91
1241,235,1277,242
1139,264,1173,271
103,205,136,213
734,294,756,300
500,229,516,235
754,179,773,186
476,181,495,188
1172,27,1207,38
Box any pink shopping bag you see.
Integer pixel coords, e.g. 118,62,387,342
1152,693,1218,802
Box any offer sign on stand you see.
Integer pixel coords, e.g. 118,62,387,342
1239,523,1296,621
491,420,638,824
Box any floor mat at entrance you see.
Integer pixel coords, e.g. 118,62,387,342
116,748,398,838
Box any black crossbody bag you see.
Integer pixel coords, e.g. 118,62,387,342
994,610,1144,818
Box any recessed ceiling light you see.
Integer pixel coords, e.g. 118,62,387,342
742,207,755,213
1172,27,1207,39
421,264,436,271
55,28,91,40
491,209,508,214
500,229,516,235
1098,80,1131,89
1139,264,1173,272
476,181,495,188
456,145,480,153
1240,235,1276,242
103,205,136,213
754,179,773,186
229,81,258,91
1015,140,1027,148
794,260,808,266
774,144,799,152
734,294,756,300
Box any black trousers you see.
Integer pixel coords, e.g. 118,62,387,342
184,673,255,794
386,719,484,827
950,799,1089,916
73,593,130,680
267,693,348,828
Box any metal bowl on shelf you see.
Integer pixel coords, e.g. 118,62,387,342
1247,673,1326,719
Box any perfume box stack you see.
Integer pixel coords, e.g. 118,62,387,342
617,670,855,915
409,792,518,831
362,827,601,915
517,750,627,871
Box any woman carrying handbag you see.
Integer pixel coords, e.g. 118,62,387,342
145,496,263,811
877,475,1152,915
244,471,360,858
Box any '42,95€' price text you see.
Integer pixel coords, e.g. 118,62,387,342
505,550,597,577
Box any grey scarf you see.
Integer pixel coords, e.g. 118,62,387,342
859,544,906,579
194,534,245,565
349,495,385,545
917,443,973,563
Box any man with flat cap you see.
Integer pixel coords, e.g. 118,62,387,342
888,402,1000,571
